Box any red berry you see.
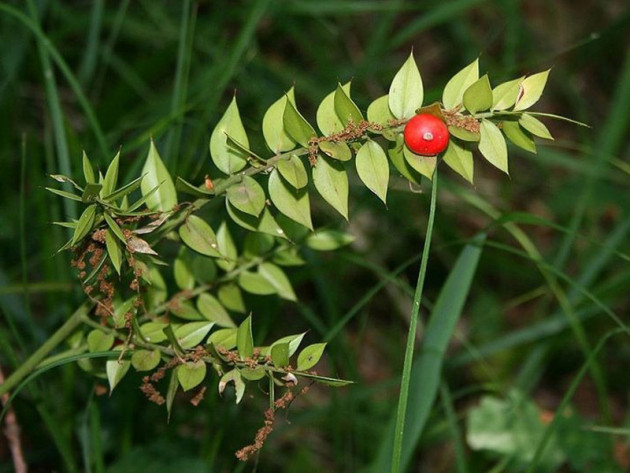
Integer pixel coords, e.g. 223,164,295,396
403,114,450,156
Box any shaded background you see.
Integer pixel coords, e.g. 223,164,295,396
1,0,629,471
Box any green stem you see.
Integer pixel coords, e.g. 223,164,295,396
391,171,439,473
0,303,90,397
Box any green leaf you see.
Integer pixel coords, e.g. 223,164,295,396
268,169,313,230
174,247,195,290
334,82,363,125
141,140,177,212
191,255,217,285
81,182,103,203
277,154,308,189
318,141,352,161
259,262,297,301
177,360,207,392
236,316,254,359
72,204,97,245
238,271,276,295
179,215,220,257
355,140,389,204
442,140,474,184
87,330,114,353
240,367,266,381
226,175,266,217
271,342,290,367
312,155,349,219
514,69,551,111
106,348,130,393
218,283,246,313
225,201,287,239
46,187,83,202
170,301,203,321
219,369,245,404
268,333,305,357
82,151,95,184
297,343,326,371
387,137,422,185
463,74,493,114
216,222,238,271
478,119,509,173
138,321,168,344
272,246,306,266
448,125,480,142
102,175,144,202
292,372,353,387
403,145,437,179
283,97,316,147
367,94,395,126
305,229,354,251
100,151,120,198
210,96,249,174
208,328,238,350
492,77,524,111
104,213,126,242
175,176,214,198
175,321,214,349
131,349,161,372
197,293,235,327
105,229,123,275
263,89,297,153
317,82,351,136
519,113,554,140
166,370,178,420
442,58,479,110
389,53,423,119
502,121,536,153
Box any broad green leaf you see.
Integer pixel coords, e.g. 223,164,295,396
442,140,474,184
334,82,363,126
219,369,245,404
72,204,97,245
171,301,203,321
492,77,524,110
104,213,125,242
319,141,352,161
388,137,422,185
502,121,536,153
138,321,168,344
283,98,316,147
297,343,327,371
355,140,389,204
131,349,161,372
268,169,313,230
81,182,102,203
514,69,551,111
312,155,349,219
82,151,95,184
305,229,354,251
367,94,395,126
268,333,305,357
177,360,207,391
389,53,424,119
106,348,130,393
87,330,114,353
272,246,306,266
174,247,195,290
463,74,493,114
519,113,554,140
479,119,509,173
225,201,287,239
210,97,249,174
175,321,214,349
143,265,168,310
176,176,214,198
216,222,238,271
197,293,235,327
448,125,480,142
218,283,246,313
243,232,275,257
191,255,217,284
208,328,237,350
105,229,123,275
271,342,290,367
179,215,220,257
259,262,297,301
238,271,276,295
263,89,297,153
141,140,177,212
317,82,351,136
403,146,437,179
236,316,253,359
277,154,308,189
240,367,266,381
442,58,479,110
226,175,266,217
113,298,136,329
100,151,120,197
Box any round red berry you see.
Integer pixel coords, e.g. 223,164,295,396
403,114,450,156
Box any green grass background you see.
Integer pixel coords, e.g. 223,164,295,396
0,0,629,472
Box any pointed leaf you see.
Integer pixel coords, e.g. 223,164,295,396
225,201,287,239
492,77,524,111
334,82,363,126
104,213,126,242
141,140,177,212
277,154,308,189
389,53,423,119
81,182,102,203
238,271,276,295
179,215,220,257
442,58,479,110
127,236,157,255
105,229,123,275
106,349,130,393
177,360,207,391
175,321,214,349
87,330,114,352
312,156,349,219
82,151,95,184
514,69,550,111
208,328,238,350
448,125,480,142
170,301,203,321
46,187,82,202
197,293,235,327
479,119,508,173
226,175,266,217
268,169,313,230
263,89,297,153
463,74,493,114
216,221,238,271
131,349,161,372
297,343,327,371
305,229,354,251
317,82,351,136
283,98,316,147
271,342,290,367
442,140,474,183
367,94,395,126
259,262,297,301
218,283,246,313
138,321,168,343
268,333,305,357
319,141,352,161
72,204,97,245
210,97,249,174
387,137,422,185
519,113,554,140
103,175,144,202
403,145,437,179
218,370,245,404
502,121,536,153
236,316,253,359
100,151,120,197
355,140,389,204
174,247,195,290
